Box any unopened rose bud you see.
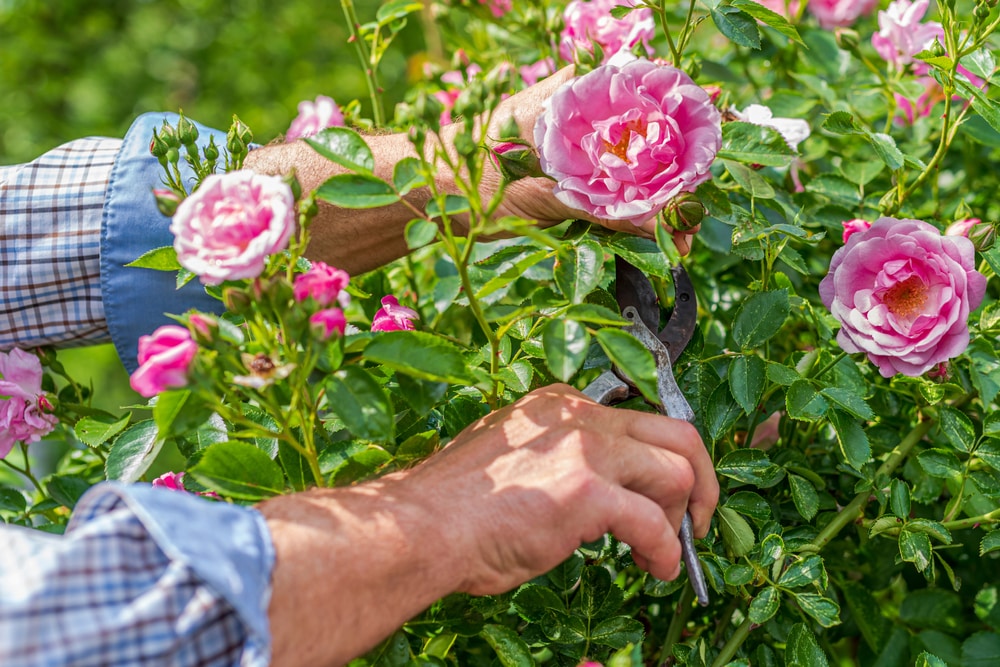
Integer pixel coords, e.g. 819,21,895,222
835,28,860,52
187,312,217,344
969,220,997,251
160,123,181,148
203,136,220,162
413,91,444,132
975,2,992,19
153,188,182,217
944,217,981,238
177,114,199,147
222,287,252,314
489,141,545,182
149,128,170,159
929,37,947,57
233,116,253,145
666,193,705,232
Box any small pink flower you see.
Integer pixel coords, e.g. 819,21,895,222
310,308,348,339
294,262,351,307
819,217,987,377
152,471,186,491
171,171,295,286
478,0,512,17
841,218,872,243
559,0,655,63
187,313,216,340
534,54,722,225
730,104,810,151
129,325,198,398
371,296,419,332
945,218,983,238
807,0,877,29
285,95,345,142
0,349,57,459
520,58,557,87
872,0,944,71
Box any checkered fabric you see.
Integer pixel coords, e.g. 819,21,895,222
0,484,273,666
0,137,118,351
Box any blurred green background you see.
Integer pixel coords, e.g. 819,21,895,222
1,0,428,411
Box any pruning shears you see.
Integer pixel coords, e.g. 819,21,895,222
583,256,709,607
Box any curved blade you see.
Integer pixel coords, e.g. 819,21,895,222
615,255,659,335
660,264,697,365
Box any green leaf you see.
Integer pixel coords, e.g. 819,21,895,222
391,156,426,195
900,528,933,572
405,218,438,249
125,245,182,271
841,581,889,651
789,473,819,521
725,490,771,521
767,362,800,386
396,374,448,418
576,565,619,619
718,506,756,557
325,365,395,443
596,327,658,404
564,303,629,326
953,77,1000,134
749,586,781,625
779,555,826,588
891,478,911,519
607,235,673,278
729,354,766,414
555,239,604,304
829,409,871,470
960,48,996,81
189,441,285,500
719,121,797,166
75,413,131,447
498,359,533,393
305,126,375,174
785,623,830,667
376,0,423,24
983,530,1000,556
315,173,399,208
917,449,963,478
906,518,953,544
980,439,1000,469
725,563,755,586
513,584,566,621
479,624,535,667
786,379,829,421
0,487,27,513
154,389,213,440
731,0,804,44
542,318,590,382
425,194,471,218
793,593,841,628
725,160,776,199
819,387,873,420
710,5,761,49
733,290,790,350
364,331,472,384
939,406,977,453
105,420,163,483
45,475,91,509
590,616,644,649
915,651,949,667
717,449,785,487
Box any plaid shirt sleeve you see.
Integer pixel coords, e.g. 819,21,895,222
0,137,118,350
0,483,274,667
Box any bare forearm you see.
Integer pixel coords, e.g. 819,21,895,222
260,476,461,667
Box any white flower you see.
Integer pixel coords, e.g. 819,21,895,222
732,104,811,152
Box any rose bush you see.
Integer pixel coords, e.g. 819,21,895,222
0,349,56,458
5,1,1000,666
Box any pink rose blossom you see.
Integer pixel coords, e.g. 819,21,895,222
129,325,198,397
294,262,351,307
171,171,295,285
520,58,557,87
872,0,944,71
152,471,186,491
478,0,512,17
285,95,345,142
807,0,877,29
310,308,347,339
731,104,810,151
534,55,722,225
945,218,983,238
559,0,655,63
371,296,419,332
0,349,57,458
819,217,986,377
841,218,872,243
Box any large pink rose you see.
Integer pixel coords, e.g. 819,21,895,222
0,349,57,458
559,0,655,63
534,55,721,224
171,171,295,285
130,325,198,398
872,0,944,71
819,217,986,377
807,0,877,29
285,95,345,142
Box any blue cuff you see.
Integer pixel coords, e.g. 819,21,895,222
101,112,227,373
76,483,275,665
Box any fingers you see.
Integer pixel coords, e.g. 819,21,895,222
603,485,684,582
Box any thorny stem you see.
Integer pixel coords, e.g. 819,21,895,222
340,0,385,126
655,0,682,66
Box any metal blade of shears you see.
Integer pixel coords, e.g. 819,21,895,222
614,258,697,365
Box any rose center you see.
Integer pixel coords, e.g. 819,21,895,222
602,119,647,163
881,275,928,319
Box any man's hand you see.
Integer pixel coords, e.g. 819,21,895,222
261,384,718,667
